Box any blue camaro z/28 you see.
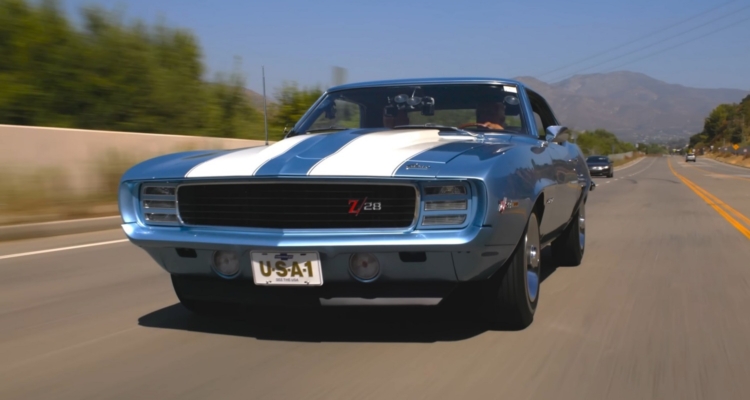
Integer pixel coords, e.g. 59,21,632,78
118,77,594,329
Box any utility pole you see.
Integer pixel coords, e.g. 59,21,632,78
332,66,347,87
262,66,268,146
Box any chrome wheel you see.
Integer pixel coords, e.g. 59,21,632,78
578,202,586,253
525,214,541,303
482,212,541,329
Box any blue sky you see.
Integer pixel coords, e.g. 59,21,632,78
60,0,750,96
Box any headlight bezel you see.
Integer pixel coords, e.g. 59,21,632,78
138,182,180,226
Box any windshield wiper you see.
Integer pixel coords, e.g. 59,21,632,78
305,126,350,134
393,124,482,136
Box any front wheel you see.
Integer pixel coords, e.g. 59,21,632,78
481,212,541,330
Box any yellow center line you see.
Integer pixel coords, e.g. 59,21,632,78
668,158,750,240
683,177,750,227
678,165,750,227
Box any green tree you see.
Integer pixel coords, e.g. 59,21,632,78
574,129,636,155
204,67,260,138
697,99,749,148
0,0,262,138
271,82,323,131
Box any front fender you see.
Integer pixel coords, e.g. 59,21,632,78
440,141,555,246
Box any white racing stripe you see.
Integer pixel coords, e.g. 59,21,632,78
185,134,313,178
308,129,470,176
0,239,129,261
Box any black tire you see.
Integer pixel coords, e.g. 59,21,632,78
171,275,242,318
551,199,586,266
481,212,541,330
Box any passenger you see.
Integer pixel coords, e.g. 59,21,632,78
383,107,410,128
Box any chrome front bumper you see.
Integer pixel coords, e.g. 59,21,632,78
122,223,515,283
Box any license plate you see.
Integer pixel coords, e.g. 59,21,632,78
250,252,323,286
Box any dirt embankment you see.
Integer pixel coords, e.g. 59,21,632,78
703,152,750,168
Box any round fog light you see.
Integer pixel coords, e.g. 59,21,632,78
349,253,381,281
212,251,240,278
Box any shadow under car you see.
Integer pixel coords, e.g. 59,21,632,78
138,247,567,343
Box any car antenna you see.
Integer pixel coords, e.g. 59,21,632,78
262,66,269,146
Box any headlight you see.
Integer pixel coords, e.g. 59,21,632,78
140,183,179,226
424,185,466,195
423,215,467,225
144,213,178,223
143,200,176,209
424,200,467,211
419,182,473,229
143,186,176,196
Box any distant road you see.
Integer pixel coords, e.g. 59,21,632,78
1,155,750,400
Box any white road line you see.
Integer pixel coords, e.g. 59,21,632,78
594,158,656,188
614,157,645,171
0,239,129,261
628,158,657,177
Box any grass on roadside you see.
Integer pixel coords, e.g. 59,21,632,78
612,153,645,168
702,152,750,168
0,146,195,226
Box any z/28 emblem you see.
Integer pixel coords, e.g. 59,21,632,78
348,198,382,215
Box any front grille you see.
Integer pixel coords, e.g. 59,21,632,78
176,183,418,229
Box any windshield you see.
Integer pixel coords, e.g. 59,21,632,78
587,156,609,162
292,83,527,135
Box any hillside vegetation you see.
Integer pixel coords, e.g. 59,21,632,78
0,0,322,140
0,0,647,152
689,94,750,150
573,129,667,155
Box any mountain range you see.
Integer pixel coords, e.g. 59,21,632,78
513,72,748,143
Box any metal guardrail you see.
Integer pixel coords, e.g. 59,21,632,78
710,146,750,156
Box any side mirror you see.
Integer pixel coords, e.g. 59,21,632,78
545,125,570,144
421,96,435,116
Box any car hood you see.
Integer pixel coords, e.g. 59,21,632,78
121,128,517,182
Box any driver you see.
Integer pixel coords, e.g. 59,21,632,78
467,101,505,129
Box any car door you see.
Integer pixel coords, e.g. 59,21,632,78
527,90,581,228
526,100,566,234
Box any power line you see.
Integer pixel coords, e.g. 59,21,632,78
550,3,750,82
599,14,750,73
535,0,740,79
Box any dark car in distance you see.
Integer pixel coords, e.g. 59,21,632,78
586,155,614,178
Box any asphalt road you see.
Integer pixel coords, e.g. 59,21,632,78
2,155,750,400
